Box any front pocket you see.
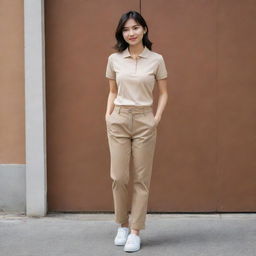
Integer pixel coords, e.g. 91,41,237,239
141,111,156,129
106,111,115,123
149,112,157,127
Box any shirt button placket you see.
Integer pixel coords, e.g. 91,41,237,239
132,56,139,74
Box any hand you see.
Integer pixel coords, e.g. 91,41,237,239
154,116,161,126
105,113,111,122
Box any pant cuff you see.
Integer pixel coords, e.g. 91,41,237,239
130,223,145,230
115,218,129,225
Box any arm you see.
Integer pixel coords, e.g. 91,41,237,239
105,79,117,121
154,78,168,125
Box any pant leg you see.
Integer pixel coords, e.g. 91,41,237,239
106,109,131,225
130,110,157,230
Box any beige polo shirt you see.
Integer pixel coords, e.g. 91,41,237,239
105,46,168,106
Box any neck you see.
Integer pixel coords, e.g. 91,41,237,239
128,44,145,57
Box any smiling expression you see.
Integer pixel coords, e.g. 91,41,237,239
122,18,147,45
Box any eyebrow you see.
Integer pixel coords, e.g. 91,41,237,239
123,25,140,29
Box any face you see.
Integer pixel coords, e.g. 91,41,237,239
122,18,147,46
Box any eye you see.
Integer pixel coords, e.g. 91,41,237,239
122,26,140,32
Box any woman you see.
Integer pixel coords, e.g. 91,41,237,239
105,10,168,252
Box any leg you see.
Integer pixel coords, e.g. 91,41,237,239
107,131,132,226
130,113,157,231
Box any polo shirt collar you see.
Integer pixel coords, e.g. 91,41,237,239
123,46,151,58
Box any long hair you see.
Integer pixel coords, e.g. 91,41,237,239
112,10,153,52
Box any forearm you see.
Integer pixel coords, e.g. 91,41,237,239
105,92,117,116
155,92,168,119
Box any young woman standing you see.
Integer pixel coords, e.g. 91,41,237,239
105,10,168,252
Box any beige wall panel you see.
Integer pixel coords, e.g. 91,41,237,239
0,0,25,163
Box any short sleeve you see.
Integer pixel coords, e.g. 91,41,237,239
105,55,116,79
156,56,168,80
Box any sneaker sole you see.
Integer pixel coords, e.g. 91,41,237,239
124,246,141,252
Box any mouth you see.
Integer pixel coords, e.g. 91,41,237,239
129,37,137,41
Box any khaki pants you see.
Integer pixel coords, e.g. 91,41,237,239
106,105,157,230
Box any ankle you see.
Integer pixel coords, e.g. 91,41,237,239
121,222,129,228
131,229,140,235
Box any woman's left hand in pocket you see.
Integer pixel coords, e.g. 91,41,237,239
154,116,161,126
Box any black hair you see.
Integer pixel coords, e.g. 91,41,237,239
112,10,153,52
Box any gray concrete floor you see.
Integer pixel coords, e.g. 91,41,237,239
0,213,255,256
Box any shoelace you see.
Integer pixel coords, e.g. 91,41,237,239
117,229,128,237
126,235,139,244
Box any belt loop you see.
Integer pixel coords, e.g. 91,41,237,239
118,106,121,114
143,107,146,116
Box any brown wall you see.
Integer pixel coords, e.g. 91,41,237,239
0,0,25,163
46,0,256,212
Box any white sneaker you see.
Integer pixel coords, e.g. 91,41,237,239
114,227,130,246
124,233,141,252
